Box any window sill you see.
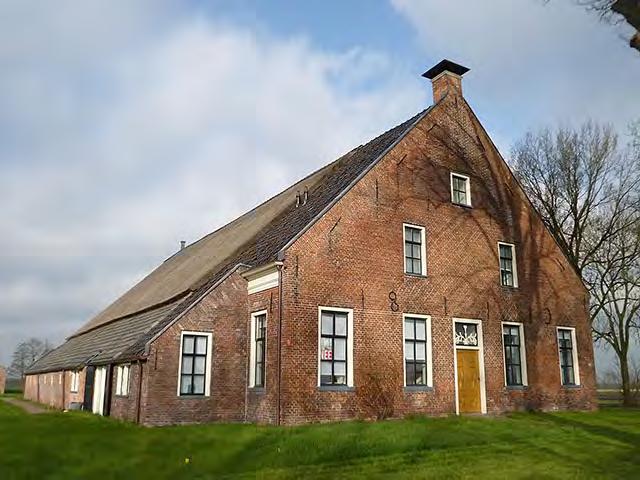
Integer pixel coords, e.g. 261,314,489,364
249,387,265,394
562,384,582,390
452,201,473,209
500,284,519,291
404,273,427,279
506,385,528,391
114,394,130,398
177,394,209,399
404,385,433,392
317,385,355,392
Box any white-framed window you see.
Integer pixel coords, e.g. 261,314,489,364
177,331,213,396
115,364,130,396
403,314,433,387
403,223,427,276
498,242,518,288
318,307,354,387
557,327,580,386
59,373,62,385
501,322,528,387
249,310,267,388
450,172,471,206
70,371,80,393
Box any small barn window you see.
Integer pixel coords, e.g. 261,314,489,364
450,172,471,206
318,308,354,388
178,332,212,396
403,315,433,387
249,311,267,388
557,328,580,386
498,243,518,288
403,224,426,276
502,323,527,387
115,365,130,396
70,371,80,393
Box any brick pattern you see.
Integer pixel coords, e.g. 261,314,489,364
278,94,596,424
110,363,142,422
140,271,249,426
23,369,87,410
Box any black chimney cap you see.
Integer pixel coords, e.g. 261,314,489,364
422,59,470,79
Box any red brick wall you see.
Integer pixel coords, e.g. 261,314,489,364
246,286,280,424
24,369,86,410
141,271,249,426
110,363,142,422
277,94,596,424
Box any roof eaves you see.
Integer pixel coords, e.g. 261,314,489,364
140,262,251,356
276,104,436,261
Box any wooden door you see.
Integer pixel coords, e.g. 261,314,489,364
457,349,481,413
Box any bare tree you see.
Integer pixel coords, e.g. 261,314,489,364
512,121,640,276
586,214,640,406
513,121,640,407
8,338,52,378
571,1,640,53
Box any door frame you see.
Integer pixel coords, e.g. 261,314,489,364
452,318,487,415
92,366,108,416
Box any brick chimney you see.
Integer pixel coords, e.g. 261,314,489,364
422,59,470,103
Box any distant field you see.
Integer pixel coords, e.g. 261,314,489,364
598,388,624,407
4,378,23,394
1,395,639,479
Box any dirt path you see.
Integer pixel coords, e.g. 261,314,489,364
2,396,50,414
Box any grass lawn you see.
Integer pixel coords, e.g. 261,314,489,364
1,399,639,479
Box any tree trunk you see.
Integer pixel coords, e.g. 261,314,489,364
620,357,634,407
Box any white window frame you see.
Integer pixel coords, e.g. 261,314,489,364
402,313,433,388
556,326,580,386
249,310,268,388
501,322,528,387
498,242,519,288
70,371,80,393
115,364,131,396
59,373,62,385
402,223,427,276
317,306,354,388
450,172,472,207
176,331,213,397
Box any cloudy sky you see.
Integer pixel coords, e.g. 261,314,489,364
1,0,638,374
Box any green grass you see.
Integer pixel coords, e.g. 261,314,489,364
1,398,639,479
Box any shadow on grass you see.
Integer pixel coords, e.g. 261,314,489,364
536,412,640,448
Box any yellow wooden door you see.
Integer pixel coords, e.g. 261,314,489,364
457,349,481,413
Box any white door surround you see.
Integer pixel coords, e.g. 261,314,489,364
452,318,487,415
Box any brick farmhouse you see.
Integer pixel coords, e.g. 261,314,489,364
24,60,597,425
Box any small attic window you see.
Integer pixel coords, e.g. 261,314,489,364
450,172,471,207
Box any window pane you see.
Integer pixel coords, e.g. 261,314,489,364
415,342,426,361
256,341,264,362
412,229,422,243
195,336,207,354
194,356,206,375
415,320,426,340
334,338,346,361
405,243,412,257
405,341,414,360
182,355,193,374
335,314,347,336
320,337,333,360
321,361,332,376
415,363,427,385
406,362,415,385
455,323,478,346
255,366,263,387
180,375,192,395
412,259,422,274
321,313,333,335
412,244,421,259
405,257,413,273
183,336,194,354
404,319,414,340
193,375,205,394
334,361,346,377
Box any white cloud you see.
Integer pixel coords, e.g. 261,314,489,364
0,2,426,364
391,0,640,156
